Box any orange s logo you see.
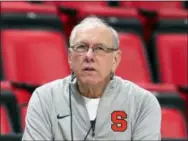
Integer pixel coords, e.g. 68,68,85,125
111,111,127,132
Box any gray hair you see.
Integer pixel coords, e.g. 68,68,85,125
69,16,120,49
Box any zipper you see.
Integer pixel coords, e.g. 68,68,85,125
81,86,108,140
91,93,105,140
82,100,96,140
92,126,95,140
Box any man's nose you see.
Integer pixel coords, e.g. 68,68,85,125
85,48,94,59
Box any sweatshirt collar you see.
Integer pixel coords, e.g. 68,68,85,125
70,75,120,98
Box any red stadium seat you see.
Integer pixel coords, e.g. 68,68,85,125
121,1,184,11
1,81,29,132
51,1,107,8
0,89,22,133
137,82,188,139
150,9,188,123
2,30,70,85
77,5,138,18
46,2,109,39
137,83,177,92
57,5,144,40
0,106,12,134
0,81,12,90
161,107,187,139
1,30,70,104
1,1,71,105
156,34,188,87
77,5,141,32
137,83,185,108
156,9,187,33
158,8,188,19
0,80,31,106
1,1,57,13
23,1,106,39
154,34,188,123
116,33,152,83
20,105,27,131
147,9,187,83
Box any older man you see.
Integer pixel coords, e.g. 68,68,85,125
22,16,161,140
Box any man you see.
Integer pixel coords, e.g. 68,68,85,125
22,16,161,140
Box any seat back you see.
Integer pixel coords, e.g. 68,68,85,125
52,1,107,8
20,105,27,131
156,34,188,87
1,1,57,13
0,90,21,133
121,1,183,10
2,30,70,85
116,33,152,82
1,1,70,85
161,107,187,139
157,9,187,33
77,6,142,34
138,83,185,111
148,9,187,83
57,4,143,41
0,106,12,134
138,83,188,139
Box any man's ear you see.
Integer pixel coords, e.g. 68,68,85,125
68,48,72,68
112,50,121,72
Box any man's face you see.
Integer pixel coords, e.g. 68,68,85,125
69,26,121,86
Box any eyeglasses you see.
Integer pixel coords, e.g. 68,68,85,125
70,43,118,56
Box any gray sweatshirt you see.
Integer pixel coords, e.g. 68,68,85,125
22,75,161,140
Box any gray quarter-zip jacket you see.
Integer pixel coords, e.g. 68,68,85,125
22,75,161,140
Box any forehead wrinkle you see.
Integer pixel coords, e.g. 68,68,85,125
73,26,113,47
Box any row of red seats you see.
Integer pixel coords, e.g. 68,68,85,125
45,1,188,10
1,2,187,96
53,3,187,87
0,2,187,141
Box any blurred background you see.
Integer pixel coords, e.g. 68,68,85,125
0,1,188,141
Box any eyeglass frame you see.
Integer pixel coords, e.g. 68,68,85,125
69,42,119,55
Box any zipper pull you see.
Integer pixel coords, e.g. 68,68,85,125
92,129,95,140
92,130,95,137
90,119,96,140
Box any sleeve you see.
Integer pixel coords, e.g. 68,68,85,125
22,90,53,141
132,92,162,140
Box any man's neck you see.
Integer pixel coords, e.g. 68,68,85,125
77,78,110,98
